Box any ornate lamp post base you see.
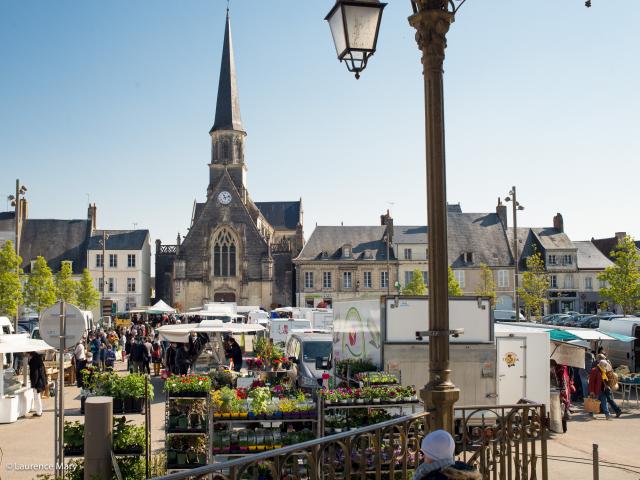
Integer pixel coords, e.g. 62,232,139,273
421,385,460,432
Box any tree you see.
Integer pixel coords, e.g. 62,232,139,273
76,268,99,310
55,261,77,304
24,256,56,313
402,269,427,295
448,266,462,296
0,241,23,318
475,263,496,307
598,235,640,315
518,251,549,319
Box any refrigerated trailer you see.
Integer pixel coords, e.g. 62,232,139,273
332,296,550,409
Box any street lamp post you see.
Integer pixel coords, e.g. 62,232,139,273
8,179,27,332
326,0,462,433
505,187,524,320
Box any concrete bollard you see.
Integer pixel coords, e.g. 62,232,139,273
84,396,113,480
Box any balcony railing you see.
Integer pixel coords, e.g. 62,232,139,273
153,411,430,480
454,401,548,480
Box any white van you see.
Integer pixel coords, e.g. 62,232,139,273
285,331,333,389
0,317,14,335
268,318,312,345
598,317,640,371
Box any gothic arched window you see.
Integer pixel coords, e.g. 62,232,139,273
221,140,230,163
213,229,237,277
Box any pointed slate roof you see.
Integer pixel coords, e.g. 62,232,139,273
210,12,244,133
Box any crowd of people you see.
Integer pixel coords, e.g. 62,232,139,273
70,314,247,388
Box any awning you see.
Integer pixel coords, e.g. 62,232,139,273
549,330,579,342
599,331,635,342
0,334,55,354
551,341,586,369
157,321,265,343
149,300,176,314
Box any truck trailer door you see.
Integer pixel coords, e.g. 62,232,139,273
497,337,526,405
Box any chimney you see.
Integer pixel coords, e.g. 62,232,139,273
553,213,564,233
87,203,97,231
19,198,28,223
176,233,182,247
496,197,507,229
380,209,394,243
155,239,162,254
615,232,627,242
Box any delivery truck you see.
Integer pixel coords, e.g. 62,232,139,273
598,317,640,371
332,296,550,409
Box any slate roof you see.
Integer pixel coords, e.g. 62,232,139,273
447,213,513,267
87,230,149,251
296,226,391,261
507,227,537,270
0,211,14,229
255,202,301,230
210,13,244,133
574,241,614,270
19,219,91,274
531,228,575,250
592,236,640,261
299,213,513,267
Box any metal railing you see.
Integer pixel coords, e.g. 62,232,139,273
454,401,548,480
153,411,429,480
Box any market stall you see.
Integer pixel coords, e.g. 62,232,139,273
0,334,55,423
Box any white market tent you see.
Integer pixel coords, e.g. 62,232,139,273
157,320,265,343
148,300,176,314
0,334,55,400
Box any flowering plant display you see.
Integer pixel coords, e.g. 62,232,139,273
355,371,399,385
246,358,264,370
164,374,212,395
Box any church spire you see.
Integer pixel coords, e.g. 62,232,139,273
210,10,243,133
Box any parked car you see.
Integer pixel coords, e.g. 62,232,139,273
574,315,597,328
551,314,571,326
492,310,526,322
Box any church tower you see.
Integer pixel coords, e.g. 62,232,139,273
209,11,247,196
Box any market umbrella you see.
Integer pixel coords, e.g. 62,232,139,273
0,334,55,399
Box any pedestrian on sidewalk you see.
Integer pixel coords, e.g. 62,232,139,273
74,339,86,388
151,341,162,376
588,359,621,420
28,351,46,417
413,430,481,480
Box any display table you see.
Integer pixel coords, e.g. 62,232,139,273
0,387,34,424
619,382,640,410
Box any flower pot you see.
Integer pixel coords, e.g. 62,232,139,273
177,416,189,429
239,412,248,418
197,453,207,465
334,428,343,433
190,414,202,429
113,398,124,413
372,398,381,404
176,453,187,465
169,416,179,428
167,450,177,464
356,399,364,404
187,452,198,464
339,399,348,404
248,412,256,419
402,397,412,403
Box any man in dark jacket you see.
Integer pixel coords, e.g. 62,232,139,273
165,343,177,374
175,343,191,375
224,337,243,372
28,352,46,417
129,338,146,373
413,430,480,480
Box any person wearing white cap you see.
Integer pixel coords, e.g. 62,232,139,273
413,430,480,480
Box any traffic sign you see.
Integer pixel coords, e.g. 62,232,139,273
39,302,86,349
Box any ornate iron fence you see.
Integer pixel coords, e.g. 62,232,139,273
153,411,429,480
454,401,548,480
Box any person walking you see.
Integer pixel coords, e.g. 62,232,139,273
28,352,46,417
588,359,622,420
151,341,162,376
74,339,87,389
130,337,145,374
175,343,191,375
413,430,481,479
165,343,177,374
143,337,153,375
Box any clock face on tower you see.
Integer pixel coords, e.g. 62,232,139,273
217,191,232,205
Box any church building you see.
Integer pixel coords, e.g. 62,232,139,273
155,12,304,310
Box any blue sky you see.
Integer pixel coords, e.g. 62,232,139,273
2,0,639,256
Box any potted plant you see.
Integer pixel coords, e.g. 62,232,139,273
63,421,84,456
113,416,145,454
249,387,271,419
188,399,207,429
164,374,212,397
370,387,381,403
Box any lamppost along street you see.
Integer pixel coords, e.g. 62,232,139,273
8,179,27,331
325,0,469,433
505,187,524,320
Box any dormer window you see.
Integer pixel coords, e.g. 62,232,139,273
321,251,329,260
343,245,351,258
463,252,473,263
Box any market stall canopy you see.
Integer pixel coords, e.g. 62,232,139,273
157,320,265,343
597,330,635,342
546,328,634,343
0,334,55,353
548,330,578,342
147,300,176,314
551,341,586,369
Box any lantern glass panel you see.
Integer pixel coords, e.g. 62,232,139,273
327,6,347,57
344,4,381,51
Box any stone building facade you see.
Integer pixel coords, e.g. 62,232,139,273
155,13,303,310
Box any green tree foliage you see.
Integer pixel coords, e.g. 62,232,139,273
448,266,462,296
402,269,427,295
76,268,99,310
0,241,23,318
475,263,496,307
55,261,77,303
598,235,640,315
518,251,549,319
24,256,56,313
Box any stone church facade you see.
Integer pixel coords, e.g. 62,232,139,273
155,13,303,310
